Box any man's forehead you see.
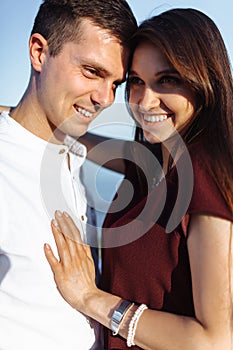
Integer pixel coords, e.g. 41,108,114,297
77,18,120,44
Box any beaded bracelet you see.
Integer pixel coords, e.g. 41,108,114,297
127,304,148,347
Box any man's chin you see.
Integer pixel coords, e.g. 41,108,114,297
70,129,88,139
60,125,88,140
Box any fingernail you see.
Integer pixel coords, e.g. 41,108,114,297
52,219,59,227
44,243,50,250
55,210,62,217
63,211,70,218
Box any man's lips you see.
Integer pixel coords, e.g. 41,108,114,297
73,104,94,119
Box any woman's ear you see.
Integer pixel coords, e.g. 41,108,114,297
29,33,49,72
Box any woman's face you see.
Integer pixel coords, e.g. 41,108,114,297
128,41,197,144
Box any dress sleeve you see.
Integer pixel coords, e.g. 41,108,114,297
181,151,233,236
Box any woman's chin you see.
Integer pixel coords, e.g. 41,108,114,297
143,130,162,144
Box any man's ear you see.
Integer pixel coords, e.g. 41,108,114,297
29,33,49,72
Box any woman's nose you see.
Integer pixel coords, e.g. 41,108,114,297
139,87,161,111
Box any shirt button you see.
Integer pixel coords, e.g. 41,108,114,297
81,215,85,221
59,148,66,154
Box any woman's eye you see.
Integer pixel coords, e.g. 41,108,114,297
127,76,143,86
159,76,181,86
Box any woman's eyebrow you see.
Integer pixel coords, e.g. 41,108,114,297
128,68,178,77
155,68,178,76
128,69,138,76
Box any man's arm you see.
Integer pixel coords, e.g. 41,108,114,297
0,105,11,113
79,132,127,174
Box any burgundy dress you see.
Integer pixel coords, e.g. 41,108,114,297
100,144,233,349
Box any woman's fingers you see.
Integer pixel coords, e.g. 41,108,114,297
44,243,57,265
54,211,88,259
55,211,82,243
50,220,73,264
51,211,93,269
44,242,61,275
44,211,98,312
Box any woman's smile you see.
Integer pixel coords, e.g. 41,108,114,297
129,41,196,143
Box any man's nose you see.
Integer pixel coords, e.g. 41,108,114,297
91,82,115,109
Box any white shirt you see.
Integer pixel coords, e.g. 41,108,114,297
0,111,95,349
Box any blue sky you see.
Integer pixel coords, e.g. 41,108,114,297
0,0,232,107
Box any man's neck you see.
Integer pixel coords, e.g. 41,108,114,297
10,97,64,145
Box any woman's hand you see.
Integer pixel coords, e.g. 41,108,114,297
44,211,98,314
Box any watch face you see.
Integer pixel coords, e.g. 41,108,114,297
110,300,132,335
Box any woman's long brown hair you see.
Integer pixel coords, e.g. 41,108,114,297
126,8,233,212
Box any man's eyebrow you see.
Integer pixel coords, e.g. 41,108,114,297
82,60,126,84
92,64,110,76
80,59,110,75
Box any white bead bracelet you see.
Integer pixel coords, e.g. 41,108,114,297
127,303,148,347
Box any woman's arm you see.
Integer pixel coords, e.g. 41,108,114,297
44,211,233,349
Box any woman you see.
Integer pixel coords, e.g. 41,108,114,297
44,8,233,349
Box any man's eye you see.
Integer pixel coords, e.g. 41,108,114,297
84,67,98,77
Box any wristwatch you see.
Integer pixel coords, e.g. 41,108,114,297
110,300,133,336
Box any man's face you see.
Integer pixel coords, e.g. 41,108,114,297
35,19,129,140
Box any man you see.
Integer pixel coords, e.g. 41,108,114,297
0,1,137,349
